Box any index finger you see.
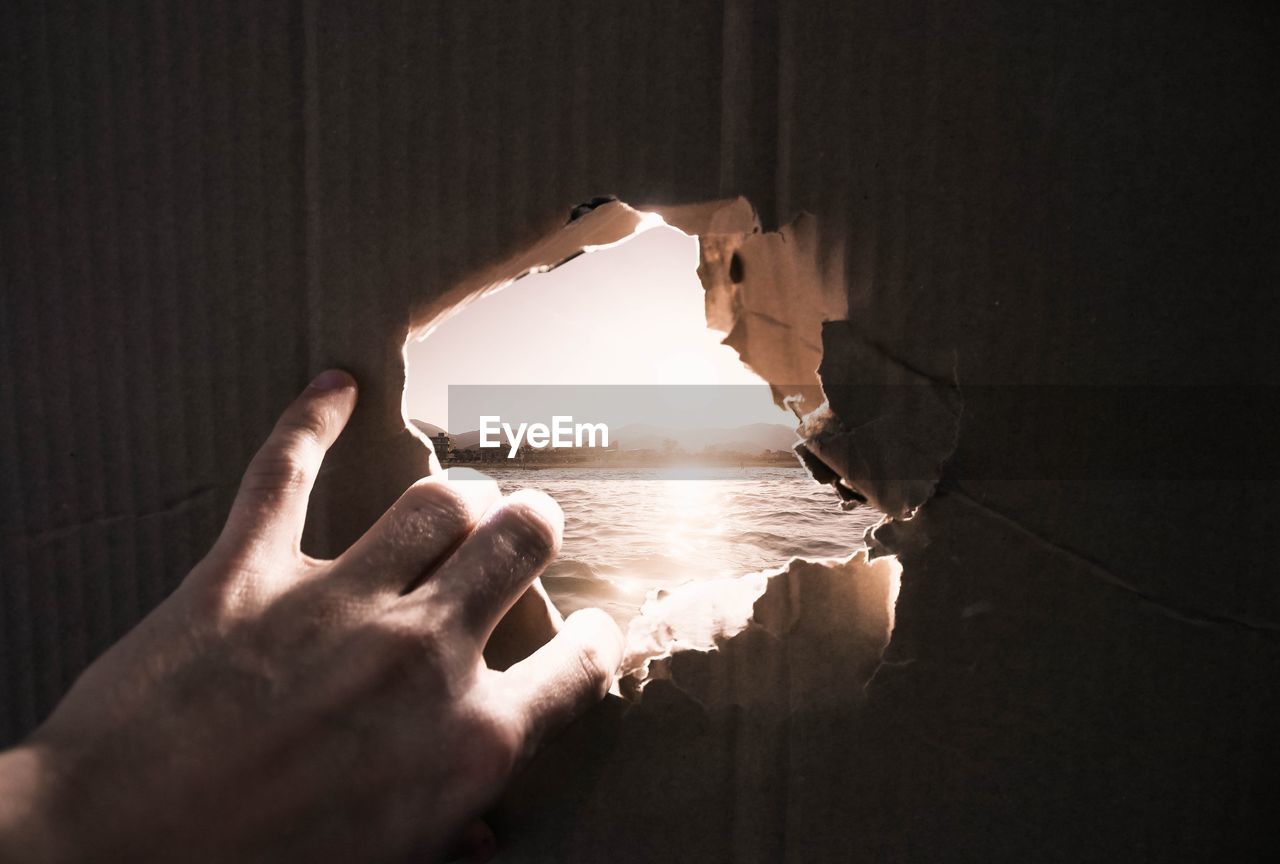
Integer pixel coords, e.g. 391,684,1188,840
217,369,357,558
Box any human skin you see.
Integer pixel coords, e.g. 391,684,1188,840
0,370,623,862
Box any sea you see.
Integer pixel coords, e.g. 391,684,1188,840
480,466,882,626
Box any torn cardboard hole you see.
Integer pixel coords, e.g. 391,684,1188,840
400,198,956,691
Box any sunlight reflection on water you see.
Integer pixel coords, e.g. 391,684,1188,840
482,466,881,625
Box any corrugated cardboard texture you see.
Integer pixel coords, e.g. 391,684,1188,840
2,1,1276,860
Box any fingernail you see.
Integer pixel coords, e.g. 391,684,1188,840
309,369,355,391
505,488,565,541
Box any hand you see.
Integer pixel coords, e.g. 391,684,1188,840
0,370,624,863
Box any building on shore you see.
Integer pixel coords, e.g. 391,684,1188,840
430,432,451,460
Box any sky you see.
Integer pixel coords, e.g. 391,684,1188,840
403,223,792,432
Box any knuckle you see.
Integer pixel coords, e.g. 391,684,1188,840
244,453,311,498
376,616,441,663
396,481,476,532
366,613,459,693
183,567,261,633
571,640,611,700
277,408,330,449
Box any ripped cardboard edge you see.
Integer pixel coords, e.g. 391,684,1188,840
622,550,902,708
395,194,954,692
684,199,962,519
399,200,664,464
801,322,964,520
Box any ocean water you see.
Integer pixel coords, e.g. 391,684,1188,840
480,466,882,625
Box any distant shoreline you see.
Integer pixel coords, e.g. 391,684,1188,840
440,458,805,470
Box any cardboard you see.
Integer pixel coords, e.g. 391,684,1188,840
2,1,1275,860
